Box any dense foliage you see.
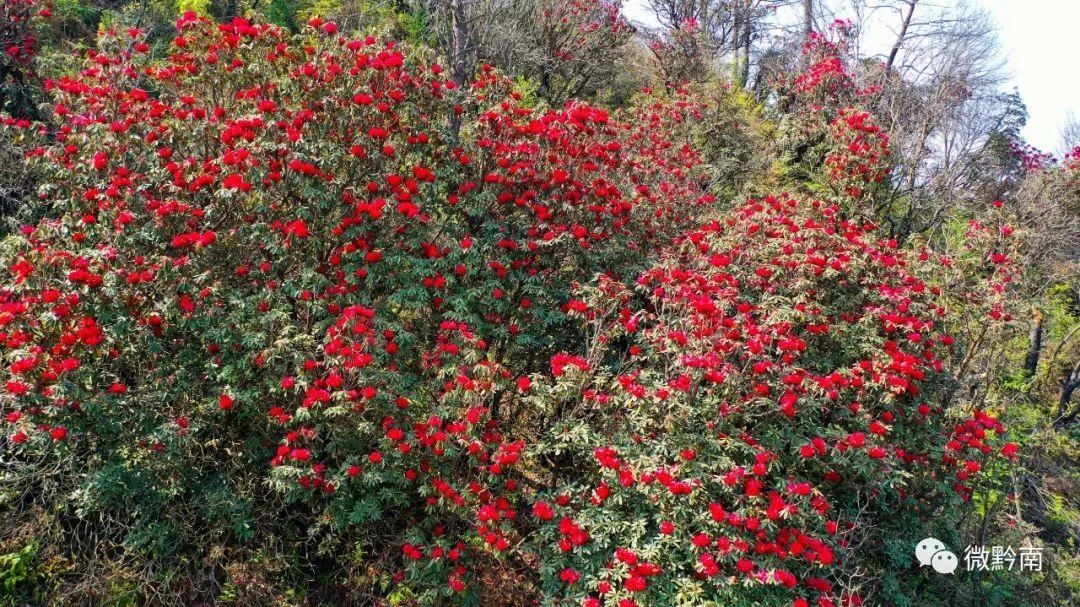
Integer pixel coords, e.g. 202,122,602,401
0,13,714,606
0,3,1077,607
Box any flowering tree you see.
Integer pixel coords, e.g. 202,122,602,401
0,13,711,603
525,134,1013,607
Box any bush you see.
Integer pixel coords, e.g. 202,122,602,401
0,12,1020,607
526,192,1013,606
0,13,710,605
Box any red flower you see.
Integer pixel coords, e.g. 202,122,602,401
6,381,30,396
1001,442,1019,458
516,376,531,392
284,219,310,239
532,500,555,521
223,173,252,192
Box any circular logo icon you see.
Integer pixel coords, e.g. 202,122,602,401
931,550,958,574
916,537,958,574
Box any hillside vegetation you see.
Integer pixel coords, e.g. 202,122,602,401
1,2,1078,606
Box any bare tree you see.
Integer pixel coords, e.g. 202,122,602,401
420,0,639,104
883,0,916,71
647,0,737,49
860,1,1010,239
1062,113,1080,152
643,0,807,88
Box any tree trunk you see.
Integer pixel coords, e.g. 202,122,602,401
1060,382,1078,414
1024,308,1044,377
731,7,742,82
738,1,752,87
450,0,471,87
803,0,814,41
448,0,471,139
886,0,917,72
1056,359,1080,425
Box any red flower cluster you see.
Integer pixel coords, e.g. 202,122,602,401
0,14,713,598
824,109,891,200
0,14,1020,606
0,0,42,71
527,193,1011,606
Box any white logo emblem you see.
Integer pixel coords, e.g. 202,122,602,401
916,537,958,574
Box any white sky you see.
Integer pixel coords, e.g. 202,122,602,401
622,0,1079,153
979,0,1079,153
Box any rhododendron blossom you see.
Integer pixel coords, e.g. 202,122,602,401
0,11,1023,607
